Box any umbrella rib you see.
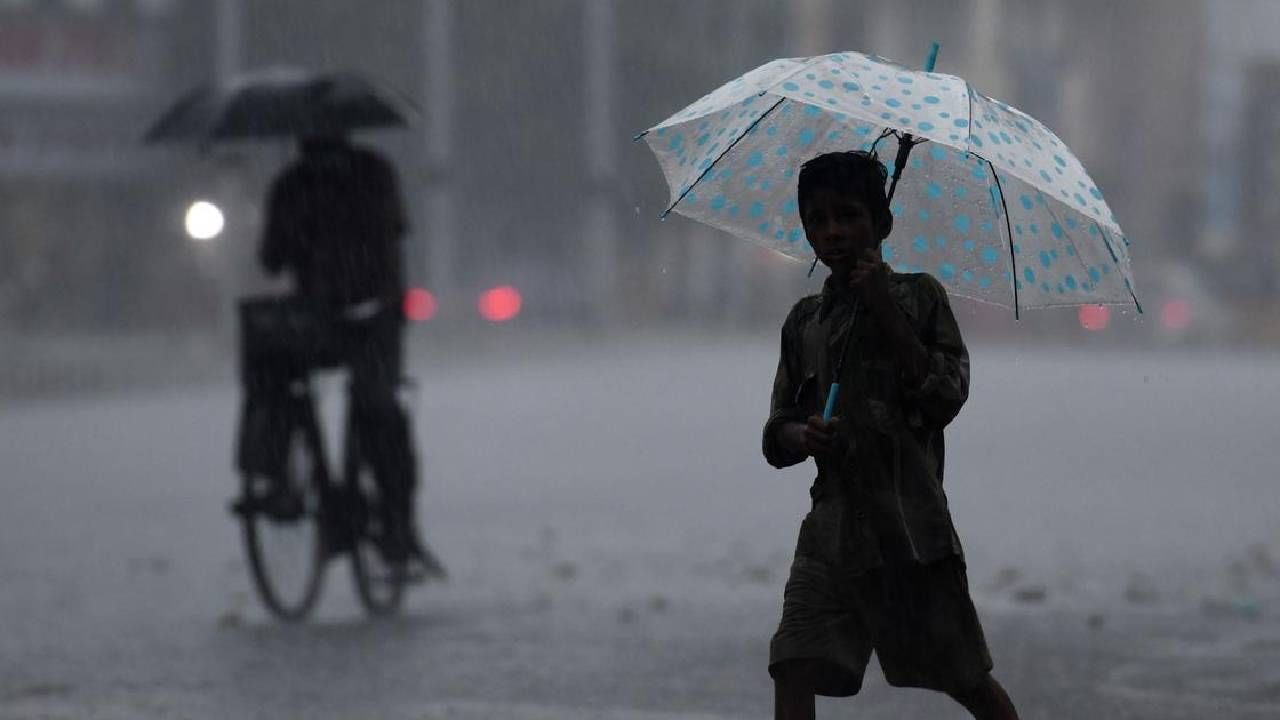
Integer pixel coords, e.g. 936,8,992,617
987,159,1019,320
661,96,786,219
1098,226,1144,314
868,128,896,158
965,85,976,151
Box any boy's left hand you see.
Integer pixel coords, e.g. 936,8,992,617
848,249,892,310
849,248,930,377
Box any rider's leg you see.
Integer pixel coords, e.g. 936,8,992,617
348,317,420,561
238,346,305,488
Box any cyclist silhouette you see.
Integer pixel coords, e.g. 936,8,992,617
249,133,441,578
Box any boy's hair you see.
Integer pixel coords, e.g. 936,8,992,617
797,151,892,233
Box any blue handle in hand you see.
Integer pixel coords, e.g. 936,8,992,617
822,383,840,423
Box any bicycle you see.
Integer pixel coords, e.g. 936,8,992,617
230,297,412,621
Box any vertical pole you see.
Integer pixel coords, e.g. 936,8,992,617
583,0,619,326
867,0,909,61
424,0,457,316
787,0,833,55
214,0,242,84
972,0,1007,99
212,0,243,338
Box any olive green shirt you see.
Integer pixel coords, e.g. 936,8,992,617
763,272,970,572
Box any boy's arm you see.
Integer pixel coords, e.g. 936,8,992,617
896,275,970,429
852,255,969,430
763,306,810,469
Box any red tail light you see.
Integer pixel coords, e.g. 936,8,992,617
1161,300,1191,331
403,288,437,322
1078,305,1109,331
479,286,522,323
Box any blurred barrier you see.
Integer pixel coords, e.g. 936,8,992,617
0,333,232,401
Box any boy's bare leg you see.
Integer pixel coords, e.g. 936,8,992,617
773,660,819,720
947,673,1020,720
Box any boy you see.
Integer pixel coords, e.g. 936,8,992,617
763,151,1019,720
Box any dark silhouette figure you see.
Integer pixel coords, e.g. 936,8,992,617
764,152,1018,719
254,134,436,574
261,136,406,309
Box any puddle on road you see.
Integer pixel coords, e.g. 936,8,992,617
1102,629,1280,716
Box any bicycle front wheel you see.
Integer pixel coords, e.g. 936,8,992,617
240,422,326,622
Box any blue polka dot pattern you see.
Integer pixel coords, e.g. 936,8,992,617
643,50,1137,311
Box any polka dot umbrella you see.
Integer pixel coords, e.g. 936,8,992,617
639,47,1140,317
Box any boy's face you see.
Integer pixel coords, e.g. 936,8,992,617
801,186,885,278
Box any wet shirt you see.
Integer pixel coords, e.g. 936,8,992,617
260,142,407,308
763,272,970,573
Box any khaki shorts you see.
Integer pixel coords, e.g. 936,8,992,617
769,550,993,696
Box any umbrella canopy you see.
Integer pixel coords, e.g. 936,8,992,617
641,51,1139,313
145,67,411,143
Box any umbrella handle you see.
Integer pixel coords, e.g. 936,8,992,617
830,49,938,421
886,43,942,204
822,383,840,423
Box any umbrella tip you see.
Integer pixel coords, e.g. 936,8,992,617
633,130,649,142
925,42,941,73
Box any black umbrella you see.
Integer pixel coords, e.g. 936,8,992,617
144,67,411,143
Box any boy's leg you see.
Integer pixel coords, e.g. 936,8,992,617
772,659,820,720
946,673,1020,720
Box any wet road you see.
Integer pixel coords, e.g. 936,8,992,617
3,336,1279,718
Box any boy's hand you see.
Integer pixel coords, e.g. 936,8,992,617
849,249,892,310
793,412,844,456
773,412,855,456
848,248,930,377
804,415,839,456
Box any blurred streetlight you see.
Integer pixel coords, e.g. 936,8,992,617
184,200,224,242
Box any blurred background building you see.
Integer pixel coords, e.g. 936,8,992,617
0,0,205,332
1,0,1277,381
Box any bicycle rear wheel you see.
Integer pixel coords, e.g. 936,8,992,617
240,421,326,621
348,457,406,616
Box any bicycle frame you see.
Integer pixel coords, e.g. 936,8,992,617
234,294,412,618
